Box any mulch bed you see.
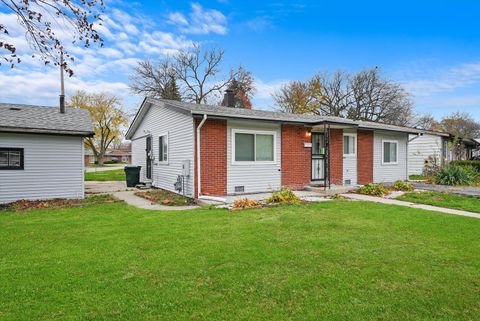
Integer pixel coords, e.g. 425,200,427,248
0,195,119,212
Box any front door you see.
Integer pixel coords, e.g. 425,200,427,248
146,136,152,180
311,133,326,181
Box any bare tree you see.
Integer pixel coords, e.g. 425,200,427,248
129,60,180,100
309,71,352,117
440,112,480,139
1,0,104,76
130,44,236,104
272,67,414,126
410,113,440,130
174,44,232,104
347,68,413,126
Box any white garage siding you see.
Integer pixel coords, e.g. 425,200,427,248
373,131,408,183
0,133,84,203
408,134,443,175
130,103,195,197
227,120,281,194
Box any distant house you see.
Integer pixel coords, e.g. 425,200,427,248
408,132,480,175
0,103,93,204
84,144,132,165
126,97,422,199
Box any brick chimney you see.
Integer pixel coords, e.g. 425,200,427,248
222,89,236,107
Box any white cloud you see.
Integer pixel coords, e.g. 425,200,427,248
402,61,480,97
0,4,200,110
168,3,227,35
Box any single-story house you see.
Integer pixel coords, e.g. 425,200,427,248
84,145,132,165
126,97,422,199
0,103,93,204
408,132,480,175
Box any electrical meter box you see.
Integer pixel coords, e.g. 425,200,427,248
182,160,190,177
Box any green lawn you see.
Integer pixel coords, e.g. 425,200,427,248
397,191,480,213
84,168,125,181
1,201,480,320
409,174,428,180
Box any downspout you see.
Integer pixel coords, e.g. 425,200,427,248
196,114,207,198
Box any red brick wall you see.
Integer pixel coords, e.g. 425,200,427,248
281,125,311,189
194,119,227,197
329,128,343,185
357,130,374,184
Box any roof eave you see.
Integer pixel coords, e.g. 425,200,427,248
0,127,94,137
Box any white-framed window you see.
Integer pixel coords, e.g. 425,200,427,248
343,133,356,156
382,140,398,164
158,133,168,164
232,129,276,164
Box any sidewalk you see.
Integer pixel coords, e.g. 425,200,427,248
341,193,480,219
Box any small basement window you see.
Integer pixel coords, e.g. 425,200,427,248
382,140,398,164
0,148,24,170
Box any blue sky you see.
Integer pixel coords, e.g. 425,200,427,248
2,0,480,120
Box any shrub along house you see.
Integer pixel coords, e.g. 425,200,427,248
0,102,93,204
126,96,422,200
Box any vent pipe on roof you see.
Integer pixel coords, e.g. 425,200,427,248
59,53,65,114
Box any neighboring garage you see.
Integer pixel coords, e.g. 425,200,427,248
0,103,94,203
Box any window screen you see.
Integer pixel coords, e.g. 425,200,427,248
0,148,24,169
234,132,274,162
383,141,398,163
343,135,356,155
159,135,168,162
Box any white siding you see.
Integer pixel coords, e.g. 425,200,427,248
373,131,408,183
0,133,84,203
227,120,281,194
130,103,195,197
343,129,357,185
408,134,442,175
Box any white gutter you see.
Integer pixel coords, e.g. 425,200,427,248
196,114,207,197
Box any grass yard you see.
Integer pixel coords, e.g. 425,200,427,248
409,174,428,180
397,191,480,213
84,168,125,181
1,201,480,320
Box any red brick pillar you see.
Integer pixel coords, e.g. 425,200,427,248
194,119,227,197
329,128,343,185
357,130,374,184
281,125,311,189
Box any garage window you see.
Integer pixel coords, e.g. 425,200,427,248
0,148,24,170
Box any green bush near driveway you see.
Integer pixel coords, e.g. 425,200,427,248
436,164,479,186
3,201,480,320
451,160,480,173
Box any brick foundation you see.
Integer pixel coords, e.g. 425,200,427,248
281,125,311,189
329,128,343,185
194,119,227,197
357,130,374,184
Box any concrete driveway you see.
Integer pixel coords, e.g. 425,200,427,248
85,181,131,194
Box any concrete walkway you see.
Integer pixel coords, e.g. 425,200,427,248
412,183,480,197
113,191,199,211
341,193,480,219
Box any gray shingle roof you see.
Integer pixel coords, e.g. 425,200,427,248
126,97,426,139
0,102,94,136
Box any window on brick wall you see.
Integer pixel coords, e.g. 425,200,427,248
232,129,275,164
